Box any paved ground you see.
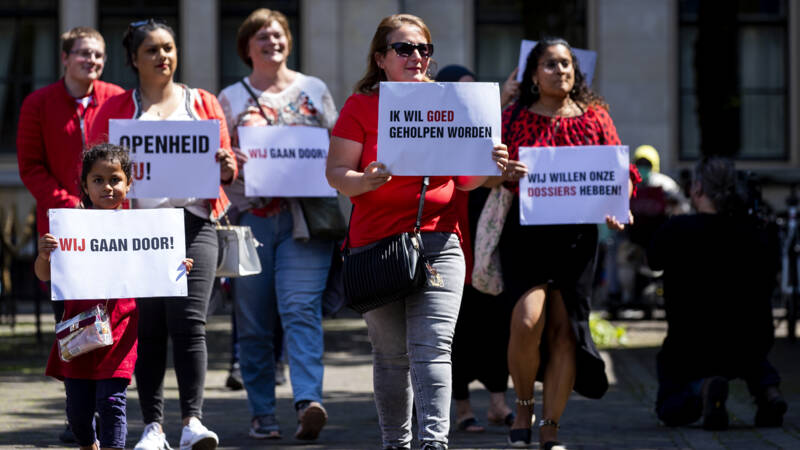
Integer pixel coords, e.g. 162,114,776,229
0,304,797,449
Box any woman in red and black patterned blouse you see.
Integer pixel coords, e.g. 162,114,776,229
494,38,639,449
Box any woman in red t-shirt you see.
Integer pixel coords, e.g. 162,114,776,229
493,38,639,449
326,14,507,450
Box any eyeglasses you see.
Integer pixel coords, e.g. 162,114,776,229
539,59,572,73
70,49,106,61
386,42,434,58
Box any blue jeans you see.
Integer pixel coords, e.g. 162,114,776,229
234,210,333,417
65,378,128,448
363,232,464,448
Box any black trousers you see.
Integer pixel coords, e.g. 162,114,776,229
135,210,218,423
451,285,513,399
655,357,782,426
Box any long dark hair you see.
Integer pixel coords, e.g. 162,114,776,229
80,143,132,208
121,18,176,74
517,37,607,111
694,156,744,216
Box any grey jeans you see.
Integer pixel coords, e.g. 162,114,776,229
363,232,464,448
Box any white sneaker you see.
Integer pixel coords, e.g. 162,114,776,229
134,422,171,450
179,418,218,450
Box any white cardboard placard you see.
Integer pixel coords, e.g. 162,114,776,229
377,82,501,176
49,209,188,300
238,125,336,197
109,120,220,199
518,145,629,225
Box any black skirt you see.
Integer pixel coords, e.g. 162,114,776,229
498,195,608,399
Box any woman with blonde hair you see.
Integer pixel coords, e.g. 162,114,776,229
326,14,508,450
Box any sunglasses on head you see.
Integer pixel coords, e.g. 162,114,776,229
128,18,167,30
386,42,434,58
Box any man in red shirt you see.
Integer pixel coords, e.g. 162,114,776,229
17,26,124,236
15,26,124,444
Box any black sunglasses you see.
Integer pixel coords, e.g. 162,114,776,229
386,42,434,58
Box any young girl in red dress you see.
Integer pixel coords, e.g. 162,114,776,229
36,143,192,450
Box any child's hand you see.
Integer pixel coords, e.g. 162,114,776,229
38,234,58,259
183,258,194,274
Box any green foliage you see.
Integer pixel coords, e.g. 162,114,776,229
589,312,627,348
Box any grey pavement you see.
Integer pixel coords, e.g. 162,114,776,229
0,306,798,449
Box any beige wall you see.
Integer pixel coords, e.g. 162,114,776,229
592,0,678,176
301,0,473,107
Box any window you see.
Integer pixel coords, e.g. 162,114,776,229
0,1,58,154
679,0,788,159
99,0,180,90
219,0,300,91
475,0,587,82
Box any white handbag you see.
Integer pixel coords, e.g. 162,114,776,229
471,185,513,295
215,219,262,278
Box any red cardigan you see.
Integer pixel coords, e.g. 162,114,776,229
88,87,237,222
16,79,125,235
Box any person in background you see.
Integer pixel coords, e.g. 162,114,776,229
493,37,639,449
217,8,338,442
89,18,236,450
607,144,689,317
435,65,514,434
16,26,124,444
648,156,787,431
326,15,508,449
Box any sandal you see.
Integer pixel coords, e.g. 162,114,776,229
487,412,515,426
507,427,533,448
539,419,565,450
456,416,485,433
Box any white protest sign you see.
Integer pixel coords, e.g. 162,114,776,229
238,125,336,197
377,82,501,176
109,120,220,199
518,145,629,225
49,209,187,300
516,40,597,86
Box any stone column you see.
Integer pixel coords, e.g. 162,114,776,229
592,0,678,174
179,0,219,92
60,0,97,32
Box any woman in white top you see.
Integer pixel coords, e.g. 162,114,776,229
217,8,338,442
90,18,237,450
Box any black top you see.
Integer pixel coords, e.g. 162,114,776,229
648,213,778,382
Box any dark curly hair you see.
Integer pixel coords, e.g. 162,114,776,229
121,18,175,75
694,156,744,216
517,37,607,111
80,143,132,208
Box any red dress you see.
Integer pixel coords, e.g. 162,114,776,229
498,103,638,400
46,298,138,382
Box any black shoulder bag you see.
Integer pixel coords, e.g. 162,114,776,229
342,177,431,314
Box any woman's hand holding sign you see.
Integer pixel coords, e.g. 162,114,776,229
493,144,509,172
216,148,236,184
362,161,393,192
456,143,509,191
605,178,636,230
